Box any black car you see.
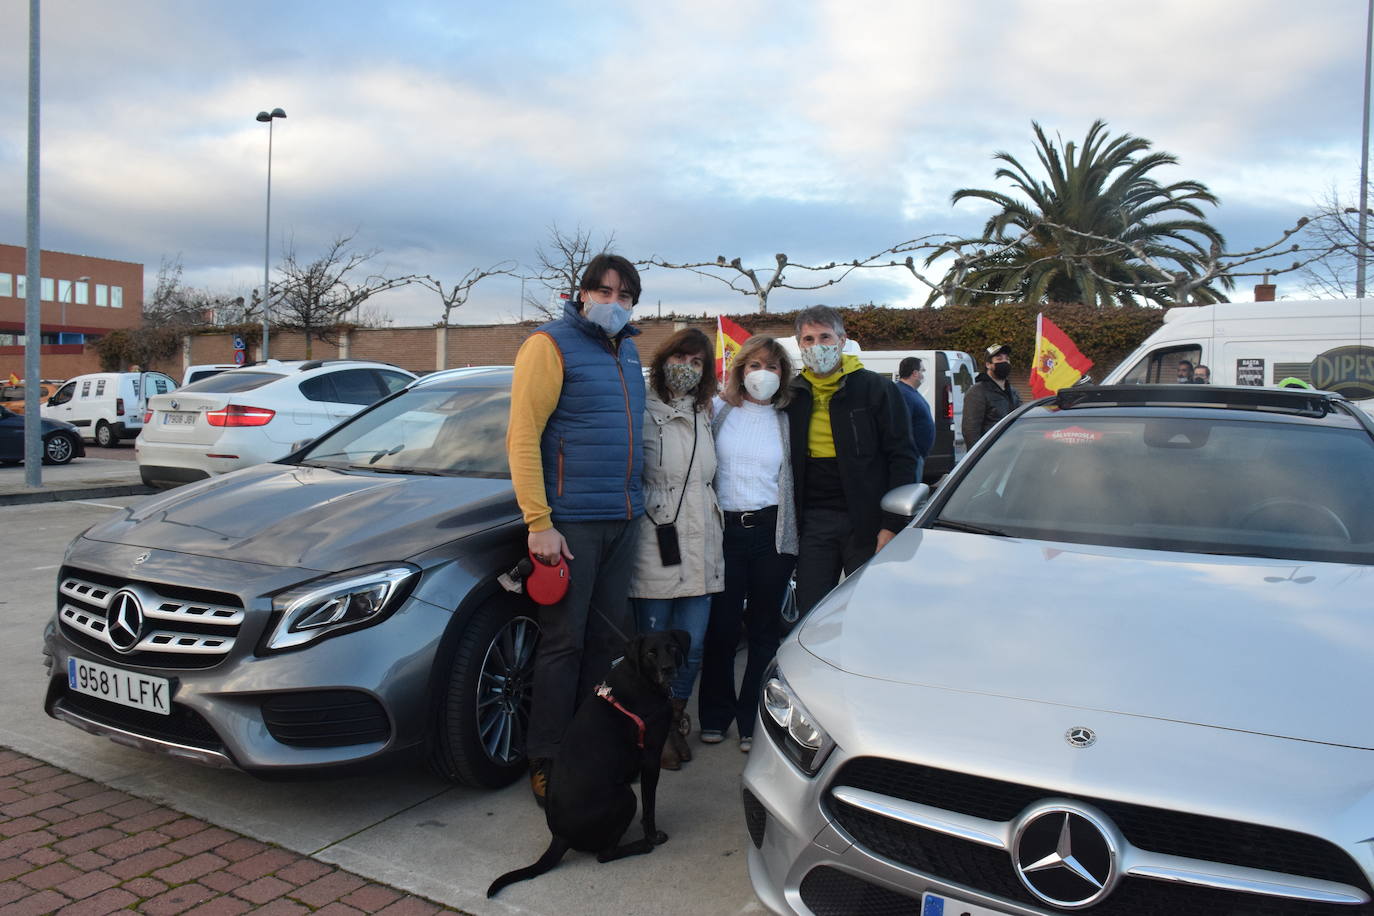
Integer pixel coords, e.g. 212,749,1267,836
0,406,84,465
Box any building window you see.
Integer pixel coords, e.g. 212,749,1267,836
41,278,53,301
0,333,18,346
0,274,10,297
75,280,89,305
111,286,123,309
95,284,108,306
58,279,72,304
16,275,24,298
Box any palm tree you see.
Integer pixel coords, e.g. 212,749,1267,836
929,120,1230,307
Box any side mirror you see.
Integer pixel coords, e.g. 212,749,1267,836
881,482,931,517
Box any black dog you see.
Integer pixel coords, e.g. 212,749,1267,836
487,629,690,898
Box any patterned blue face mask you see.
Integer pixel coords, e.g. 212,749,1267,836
584,300,631,337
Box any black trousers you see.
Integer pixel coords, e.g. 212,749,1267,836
794,507,874,617
698,511,796,738
527,518,639,760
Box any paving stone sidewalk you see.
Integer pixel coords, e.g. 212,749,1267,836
0,749,468,916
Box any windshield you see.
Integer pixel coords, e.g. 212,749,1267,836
935,414,1374,564
179,371,285,393
299,386,510,478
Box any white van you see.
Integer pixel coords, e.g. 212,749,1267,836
41,371,177,446
1101,300,1374,416
775,338,977,481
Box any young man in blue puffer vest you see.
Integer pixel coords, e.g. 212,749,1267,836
506,253,645,806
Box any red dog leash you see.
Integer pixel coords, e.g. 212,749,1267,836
595,682,646,750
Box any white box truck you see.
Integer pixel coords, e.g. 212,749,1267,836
1101,299,1374,416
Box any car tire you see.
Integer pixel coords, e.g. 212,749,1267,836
42,434,77,465
430,596,540,788
94,421,116,448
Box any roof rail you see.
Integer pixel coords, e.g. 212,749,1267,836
1053,384,1339,418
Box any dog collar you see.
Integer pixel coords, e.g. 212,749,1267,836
595,682,646,750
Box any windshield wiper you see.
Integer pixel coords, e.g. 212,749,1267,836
346,465,447,476
369,444,405,464
930,519,1009,537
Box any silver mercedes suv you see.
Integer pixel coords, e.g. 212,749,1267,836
744,384,1374,915
43,366,538,788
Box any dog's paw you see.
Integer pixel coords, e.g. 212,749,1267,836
652,830,668,845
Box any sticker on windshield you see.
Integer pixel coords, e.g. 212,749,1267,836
1044,425,1103,445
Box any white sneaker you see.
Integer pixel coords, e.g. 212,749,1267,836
739,736,753,753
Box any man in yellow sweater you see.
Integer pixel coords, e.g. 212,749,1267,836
783,305,916,622
506,253,646,806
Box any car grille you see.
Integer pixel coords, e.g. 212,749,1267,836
260,691,391,748
58,568,244,670
827,758,1373,916
798,866,921,916
742,788,767,849
49,681,223,752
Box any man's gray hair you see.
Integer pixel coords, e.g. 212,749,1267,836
794,305,845,337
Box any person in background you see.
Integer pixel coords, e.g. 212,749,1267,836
506,253,645,807
699,336,798,752
1176,359,1195,383
1193,364,1211,384
629,328,723,771
785,306,916,620
894,356,935,484
962,343,1022,448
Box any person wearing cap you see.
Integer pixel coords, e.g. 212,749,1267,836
894,356,935,484
962,343,1022,448
784,306,916,621
506,252,646,807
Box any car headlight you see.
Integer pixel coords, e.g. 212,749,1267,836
263,563,419,652
760,664,835,775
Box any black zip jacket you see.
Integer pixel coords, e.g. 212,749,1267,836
784,367,918,541
961,372,1022,448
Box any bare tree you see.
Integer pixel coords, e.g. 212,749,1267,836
647,251,888,313
416,260,519,327
524,224,616,320
274,234,414,357
880,215,1340,307
143,256,245,329
1299,185,1374,297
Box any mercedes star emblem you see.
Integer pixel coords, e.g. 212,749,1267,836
170,400,179,410
105,589,145,653
1066,726,1096,748
133,552,150,566
1012,805,1119,909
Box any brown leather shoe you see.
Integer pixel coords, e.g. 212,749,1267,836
529,758,550,808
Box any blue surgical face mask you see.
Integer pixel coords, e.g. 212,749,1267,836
584,300,631,337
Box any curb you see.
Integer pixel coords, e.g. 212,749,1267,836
0,484,154,507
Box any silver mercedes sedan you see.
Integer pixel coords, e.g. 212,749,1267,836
744,384,1374,916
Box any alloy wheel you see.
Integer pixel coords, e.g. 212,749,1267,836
475,615,539,766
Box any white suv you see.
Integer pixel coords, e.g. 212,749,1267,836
136,359,416,487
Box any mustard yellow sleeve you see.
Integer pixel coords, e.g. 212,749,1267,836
507,333,564,531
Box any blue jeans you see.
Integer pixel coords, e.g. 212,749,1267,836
634,595,711,699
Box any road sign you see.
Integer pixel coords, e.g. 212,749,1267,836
233,350,246,366
232,335,246,351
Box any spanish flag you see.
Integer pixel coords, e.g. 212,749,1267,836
1030,314,1093,397
6,372,19,386
715,315,750,381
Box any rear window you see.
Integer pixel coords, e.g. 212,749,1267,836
179,371,285,394
935,413,1374,564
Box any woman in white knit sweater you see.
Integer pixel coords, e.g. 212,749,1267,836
698,335,798,752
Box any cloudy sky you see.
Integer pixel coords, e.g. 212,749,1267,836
0,0,1367,326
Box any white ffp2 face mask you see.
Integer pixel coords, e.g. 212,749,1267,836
743,369,781,401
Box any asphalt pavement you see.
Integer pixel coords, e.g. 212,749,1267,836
0,494,766,916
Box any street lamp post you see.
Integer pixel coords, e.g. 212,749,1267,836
256,107,286,360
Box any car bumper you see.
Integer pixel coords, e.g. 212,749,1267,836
42,540,453,773
135,436,285,479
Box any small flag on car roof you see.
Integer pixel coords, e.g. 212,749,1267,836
1030,313,1093,397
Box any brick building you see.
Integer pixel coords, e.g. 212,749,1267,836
0,244,144,380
